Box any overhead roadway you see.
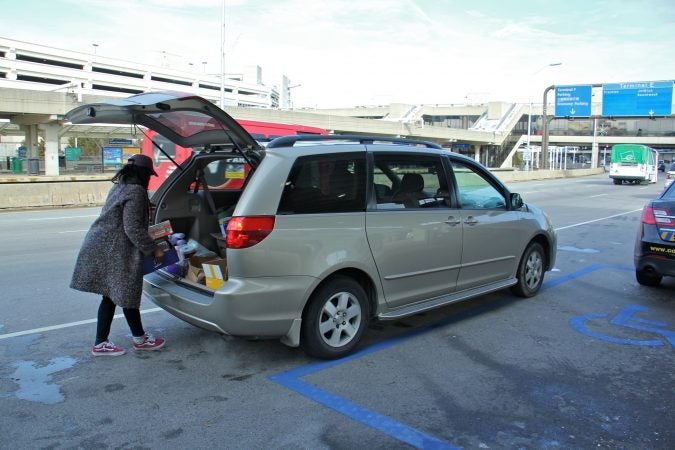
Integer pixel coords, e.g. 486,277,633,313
2,87,674,176
0,87,498,146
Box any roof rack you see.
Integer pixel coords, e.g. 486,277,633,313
266,134,443,150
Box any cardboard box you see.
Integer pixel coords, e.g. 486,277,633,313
148,220,173,240
185,255,214,284
203,258,228,290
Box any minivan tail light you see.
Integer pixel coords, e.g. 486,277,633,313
226,216,275,249
641,206,657,225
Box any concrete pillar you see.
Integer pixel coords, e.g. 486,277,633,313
40,123,61,176
473,144,480,161
591,118,599,168
591,142,599,169
19,124,39,158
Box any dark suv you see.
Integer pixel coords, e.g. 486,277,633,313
634,180,675,286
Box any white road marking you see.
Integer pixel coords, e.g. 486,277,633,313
0,308,162,340
589,193,608,198
57,230,89,234
555,208,642,231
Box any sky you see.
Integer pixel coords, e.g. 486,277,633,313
2,0,675,108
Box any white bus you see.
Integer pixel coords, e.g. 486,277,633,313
609,144,658,185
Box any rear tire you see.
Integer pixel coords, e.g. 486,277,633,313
635,269,662,287
301,276,369,359
511,242,545,297
613,178,621,185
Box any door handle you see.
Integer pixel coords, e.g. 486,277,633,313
444,216,461,226
464,216,478,225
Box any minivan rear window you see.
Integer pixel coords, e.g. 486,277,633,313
278,153,366,214
148,110,223,138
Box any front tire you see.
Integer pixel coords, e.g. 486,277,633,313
511,242,545,297
301,276,369,359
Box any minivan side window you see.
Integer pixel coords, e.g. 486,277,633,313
451,161,506,209
277,153,366,214
372,154,450,209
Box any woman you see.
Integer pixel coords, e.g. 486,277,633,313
71,154,166,356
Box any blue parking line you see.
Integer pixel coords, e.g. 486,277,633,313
271,372,458,449
543,263,631,289
269,263,624,449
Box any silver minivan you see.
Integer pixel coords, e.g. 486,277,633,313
67,92,557,359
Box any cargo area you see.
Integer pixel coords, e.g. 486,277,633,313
148,155,248,290
148,212,232,291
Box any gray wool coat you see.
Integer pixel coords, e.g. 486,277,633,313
70,181,157,308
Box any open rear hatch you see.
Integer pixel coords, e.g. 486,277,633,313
66,91,265,290
65,91,260,151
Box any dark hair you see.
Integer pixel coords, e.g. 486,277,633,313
111,164,152,189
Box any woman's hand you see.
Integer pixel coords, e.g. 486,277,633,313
153,246,166,265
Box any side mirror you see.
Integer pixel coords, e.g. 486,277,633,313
510,193,524,209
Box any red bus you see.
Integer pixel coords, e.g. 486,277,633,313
143,119,327,191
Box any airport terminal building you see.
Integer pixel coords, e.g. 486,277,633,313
1,36,674,175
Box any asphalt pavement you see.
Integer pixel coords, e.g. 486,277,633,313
0,173,673,449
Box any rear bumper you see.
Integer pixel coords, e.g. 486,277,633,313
609,174,645,181
634,240,675,277
143,272,314,338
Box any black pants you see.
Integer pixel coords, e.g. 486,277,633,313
95,296,145,345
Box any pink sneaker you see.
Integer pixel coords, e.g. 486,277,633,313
132,333,166,351
91,341,126,357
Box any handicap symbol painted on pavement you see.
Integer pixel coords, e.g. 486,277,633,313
570,304,675,347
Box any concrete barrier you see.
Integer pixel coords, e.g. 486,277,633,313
0,168,606,210
493,167,605,183
0,174,112,210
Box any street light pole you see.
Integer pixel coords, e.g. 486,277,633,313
527,62,561,170
220,0,225,109
287,83,301,109
541,85,556,170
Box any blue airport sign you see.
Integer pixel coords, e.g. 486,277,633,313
602,81,673,117
555,85,592,117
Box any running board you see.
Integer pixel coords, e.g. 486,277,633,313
378,278,518,320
